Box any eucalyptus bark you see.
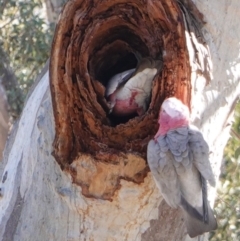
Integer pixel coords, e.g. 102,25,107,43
44,0,67,24
0,1,240,241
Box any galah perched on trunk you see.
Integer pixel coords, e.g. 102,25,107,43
147,97,217,238
105,57,162,116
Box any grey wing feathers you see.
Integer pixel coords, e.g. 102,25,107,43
180,196,203,221
188,125,216,186
148,136,205,220
187,125,218,236
201,175,209,223
184,178,217,238
105,68,135,97
184,203,217,238
147,126,217,237
147,139,181,208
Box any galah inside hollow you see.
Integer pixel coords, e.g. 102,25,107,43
147,97,217,238
105,57,162,116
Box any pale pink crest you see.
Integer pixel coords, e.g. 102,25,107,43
155,97,190,139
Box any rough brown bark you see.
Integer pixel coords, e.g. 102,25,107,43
50,0,193,200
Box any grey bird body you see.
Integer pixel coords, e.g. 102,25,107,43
147,125,217,237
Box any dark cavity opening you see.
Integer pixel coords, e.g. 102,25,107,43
101,51,139,126
97,52,137,86
88,26,150,125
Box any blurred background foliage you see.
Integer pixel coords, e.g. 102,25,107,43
210,102,240,241
0,0,239,240
0,0,55,117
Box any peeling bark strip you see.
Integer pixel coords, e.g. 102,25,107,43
50,0,192,199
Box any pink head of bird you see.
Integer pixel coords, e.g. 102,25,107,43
154,97,190,139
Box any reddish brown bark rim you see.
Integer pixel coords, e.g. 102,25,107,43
50,0,191,199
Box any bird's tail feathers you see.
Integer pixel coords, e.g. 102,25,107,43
201,174,209,223
181,197,217,238
180,196,203,221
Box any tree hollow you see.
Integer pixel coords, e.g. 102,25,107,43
50,0,191,200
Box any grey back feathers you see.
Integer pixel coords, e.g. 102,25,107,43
147,125,217,237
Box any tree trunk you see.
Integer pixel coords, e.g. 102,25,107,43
0,0,240,241
43,0,67,24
